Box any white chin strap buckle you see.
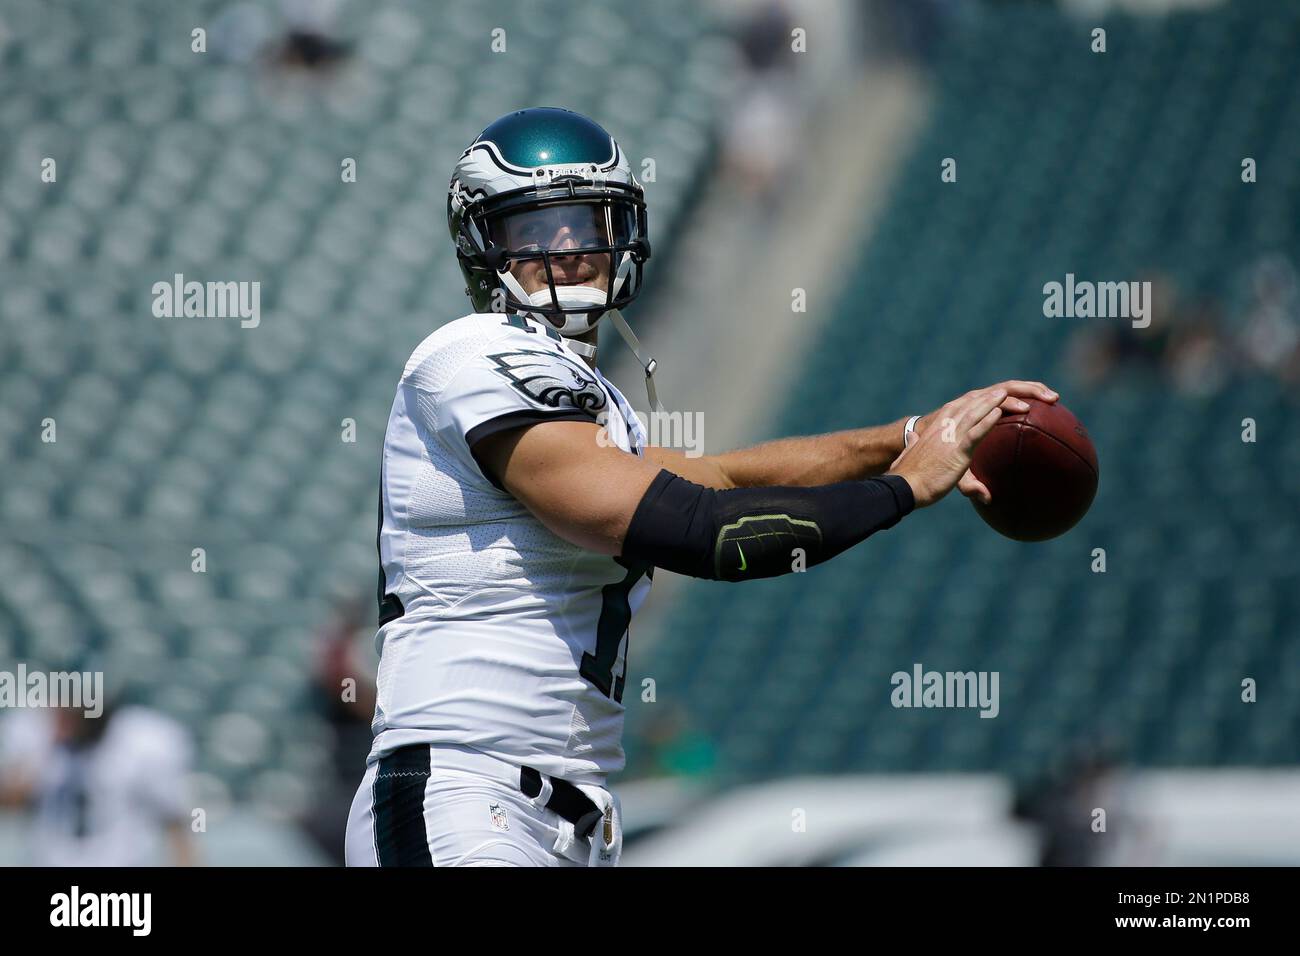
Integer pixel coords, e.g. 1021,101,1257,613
565,337,597,358
606,308,664,414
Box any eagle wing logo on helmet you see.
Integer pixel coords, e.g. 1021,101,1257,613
487,350,608,414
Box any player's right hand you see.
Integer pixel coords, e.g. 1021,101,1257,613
887,386,1007,508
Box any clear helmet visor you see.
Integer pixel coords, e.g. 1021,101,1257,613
493,201,637,256
484,198,644,335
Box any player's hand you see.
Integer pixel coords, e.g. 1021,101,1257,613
913,381,1058,506
915,380,1058,435
888,386,1008,508
956,467,993,506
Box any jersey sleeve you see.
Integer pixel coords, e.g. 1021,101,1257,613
130,715,193,824
419,341,611,484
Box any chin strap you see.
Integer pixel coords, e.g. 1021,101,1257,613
497,268,554,330
492,251,661,411
605,308,664,415
565,337,597,358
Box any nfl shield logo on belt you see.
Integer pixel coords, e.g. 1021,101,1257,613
489,803,509,831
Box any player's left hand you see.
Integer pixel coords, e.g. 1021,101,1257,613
913,380,1059,505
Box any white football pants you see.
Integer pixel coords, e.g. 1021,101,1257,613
344,742,621,867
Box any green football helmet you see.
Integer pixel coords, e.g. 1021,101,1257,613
447,107,651,339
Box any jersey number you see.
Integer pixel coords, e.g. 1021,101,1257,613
501,314,561,341
580,560,650,704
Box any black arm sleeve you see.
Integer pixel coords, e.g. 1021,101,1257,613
621,470,915,581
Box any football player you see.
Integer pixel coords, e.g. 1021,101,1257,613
0,703,195,866
344,107,1057,867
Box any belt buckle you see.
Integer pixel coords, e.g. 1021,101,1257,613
574,807,603,840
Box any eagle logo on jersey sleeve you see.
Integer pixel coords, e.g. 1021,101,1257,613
486,349,608,414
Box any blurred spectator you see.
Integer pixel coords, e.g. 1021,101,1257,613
1066,271,1237,396
736,0,797,71
721,1,802,202
1165,297,1230,397
298,599,375,865
1066,271,1177,389
1235,253,1300,386
1012,741,1130,867
211,0,352,73
1069,258,1300,395
271,0,352,71
0,703,196,866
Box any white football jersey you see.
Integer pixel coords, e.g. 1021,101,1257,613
371,312,652,785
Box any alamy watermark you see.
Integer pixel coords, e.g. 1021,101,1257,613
1043,273,1151,328
50,886,151,936
596,409,705,458
152,273,261,328
890,663,999,718
0,664,103,718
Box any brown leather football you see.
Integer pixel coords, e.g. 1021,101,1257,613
969,399,1099,542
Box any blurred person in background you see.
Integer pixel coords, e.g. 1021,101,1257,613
299,598,376,866
1065,271,1178,390
1164,296,1230,397
1236,253,1300,386
1068,259,1300,396
1012,740,1141,867
720,0,802,201
1063,271,1234,396
210,0,352,74
268,0,353,72
0,700,196,866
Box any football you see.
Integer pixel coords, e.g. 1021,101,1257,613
969,399,1099,542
